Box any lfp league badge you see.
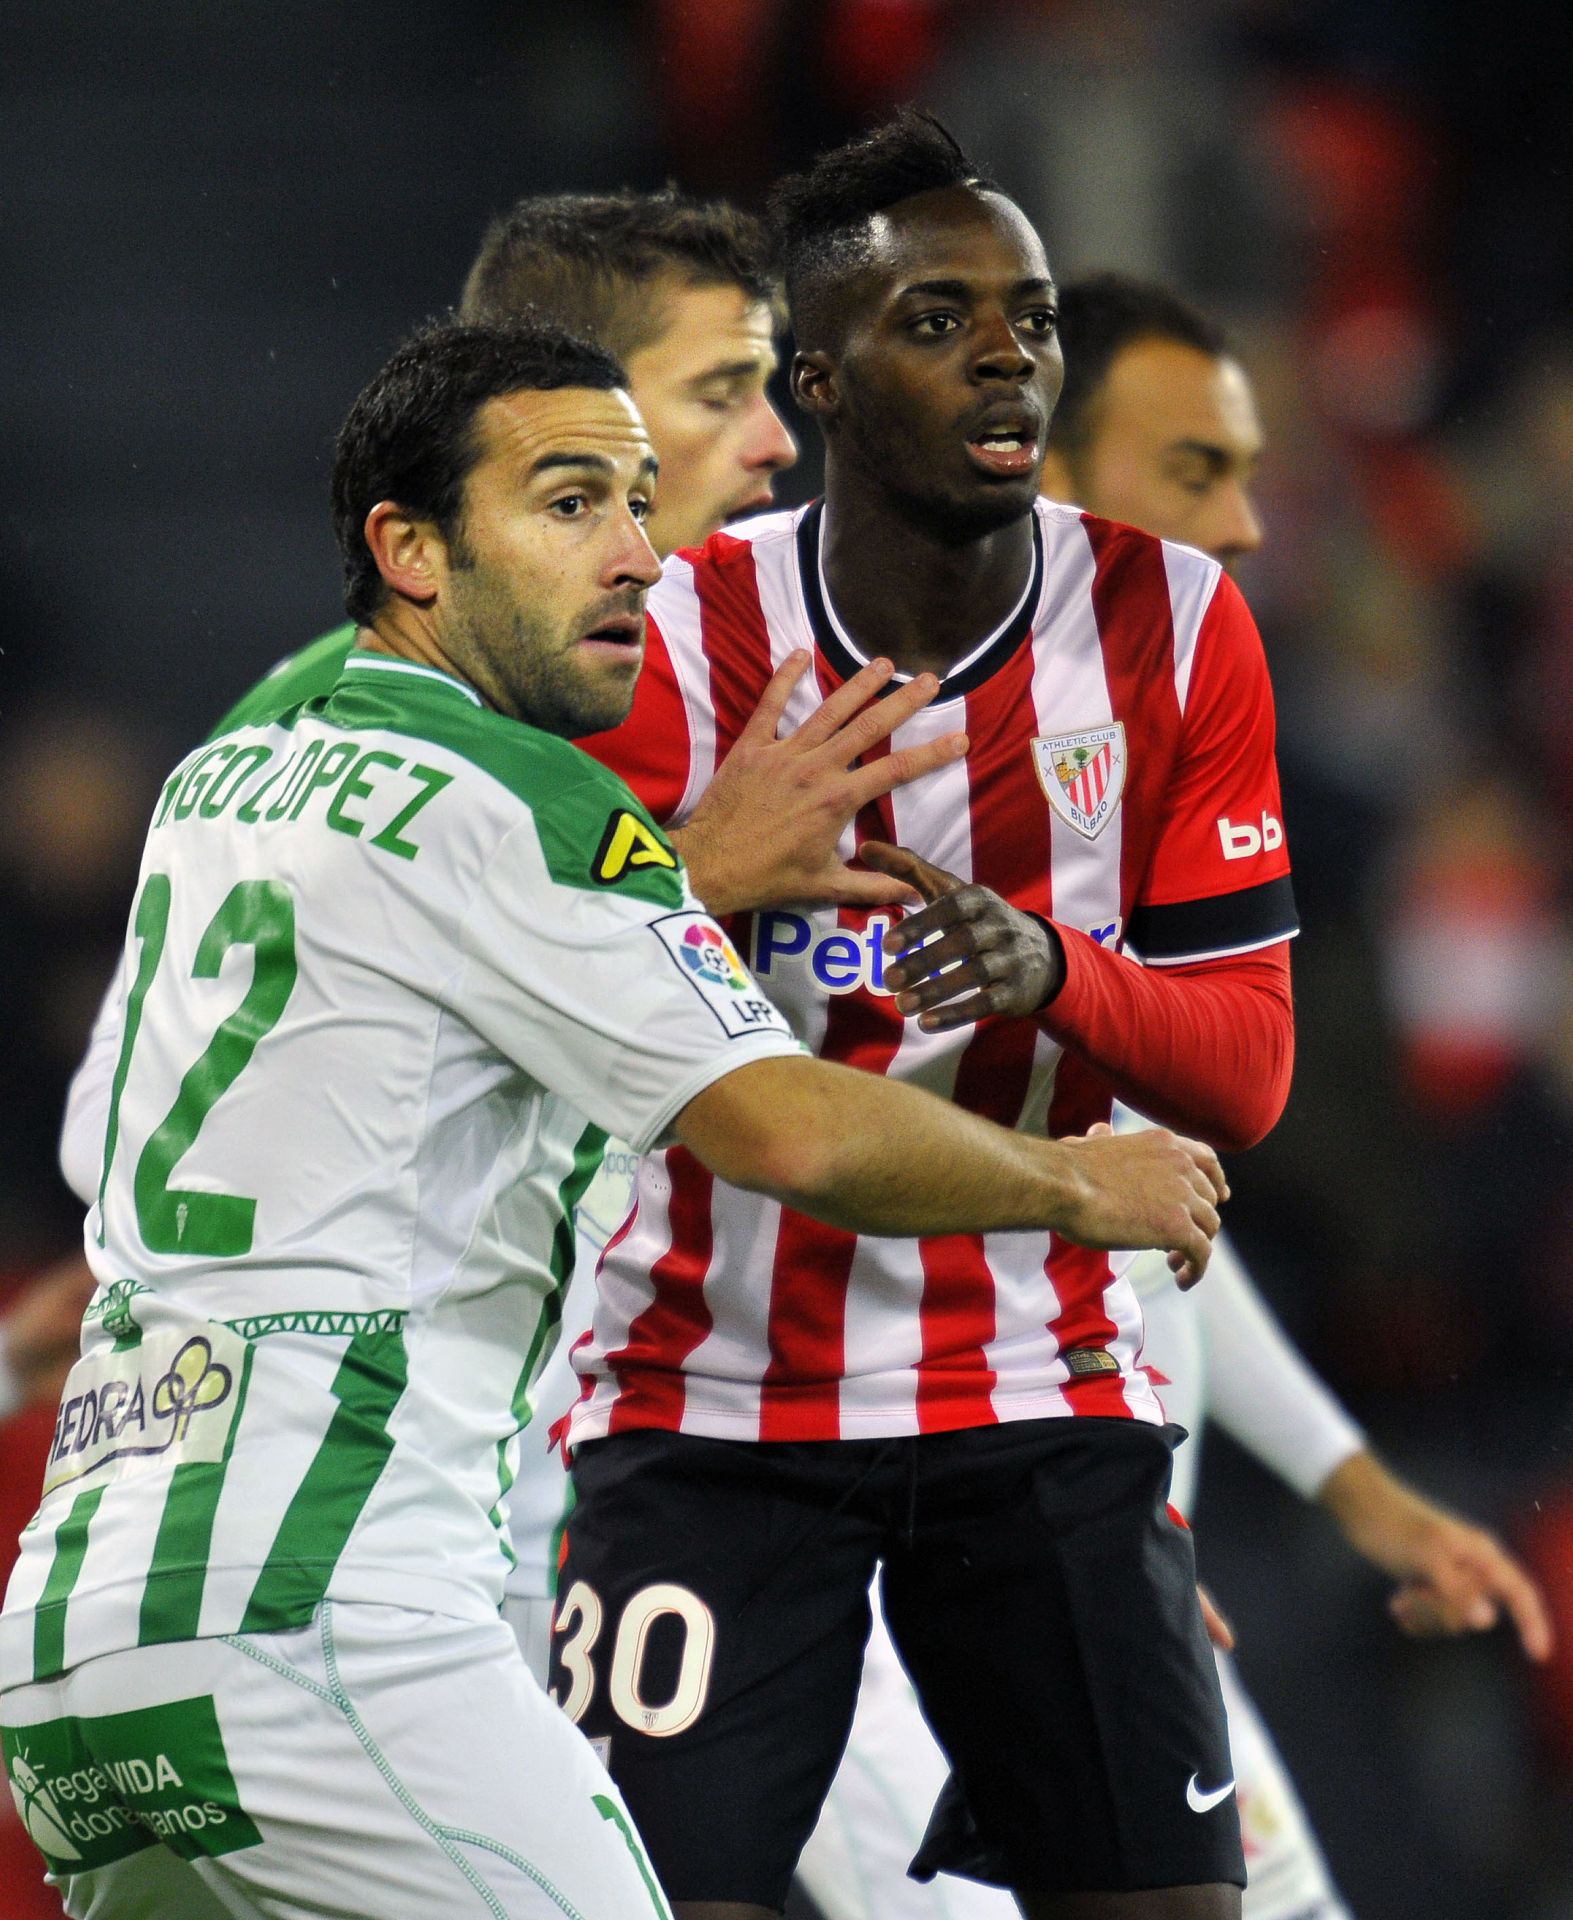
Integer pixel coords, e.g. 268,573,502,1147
1031,723,1126,840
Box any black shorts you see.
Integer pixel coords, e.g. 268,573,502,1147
551,1417,1243,1909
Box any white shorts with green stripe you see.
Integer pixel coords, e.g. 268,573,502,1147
0,1600,671,1920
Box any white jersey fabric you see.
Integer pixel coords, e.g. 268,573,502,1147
2,1602,672,1920
2,650,799,1689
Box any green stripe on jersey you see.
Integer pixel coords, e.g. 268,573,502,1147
238,1328,408,1633
490,1122,608,1564
137,1343,256,1647
33,1486,107,1680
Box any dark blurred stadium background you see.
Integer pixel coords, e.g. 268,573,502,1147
3,3,1572,1914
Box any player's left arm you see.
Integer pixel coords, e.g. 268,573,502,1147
1317,1448,1554,1661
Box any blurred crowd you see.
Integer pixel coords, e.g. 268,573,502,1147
4,3,1571,1915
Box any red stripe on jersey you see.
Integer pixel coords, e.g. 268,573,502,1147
605,1150,715,1435
1080,516,1186,907
694,532,776,761
1044,1050,1132,1418
758,729,906,1441
910,642,1052,1430
579,614,691,824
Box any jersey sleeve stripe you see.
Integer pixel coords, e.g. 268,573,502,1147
1124,875,1300,965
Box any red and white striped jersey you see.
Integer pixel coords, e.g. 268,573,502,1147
569,498,1298,1444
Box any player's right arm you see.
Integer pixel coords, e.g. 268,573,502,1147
458,744,1226,1287
675,1059,1227,1285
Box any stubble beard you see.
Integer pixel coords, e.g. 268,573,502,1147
446,572,636,740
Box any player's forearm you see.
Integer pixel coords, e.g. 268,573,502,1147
678,1056,1084,1236
1042,935,1293,1151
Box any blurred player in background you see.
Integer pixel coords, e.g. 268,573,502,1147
550,111,1297,1920
1041,271,1552,1916
797,273,1554,1920
3,314,1222,1920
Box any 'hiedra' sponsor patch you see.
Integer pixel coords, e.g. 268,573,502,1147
43,1325,248,1499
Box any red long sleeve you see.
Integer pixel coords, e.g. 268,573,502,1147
1041,933,1294,1152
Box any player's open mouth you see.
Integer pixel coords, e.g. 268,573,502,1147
964,415,1041,478
578,615,644,653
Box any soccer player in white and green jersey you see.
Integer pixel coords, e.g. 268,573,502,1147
0,319,1228,1920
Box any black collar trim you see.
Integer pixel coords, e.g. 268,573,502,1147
794,499,1045,702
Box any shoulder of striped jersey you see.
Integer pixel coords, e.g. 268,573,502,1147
648,504,804,636
322,668,687,909
206,624,357,741
1055,497,1224,596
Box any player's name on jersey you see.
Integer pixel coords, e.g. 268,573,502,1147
151,735,451,862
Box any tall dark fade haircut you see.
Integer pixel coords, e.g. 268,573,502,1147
332,319,625,627
766,108,998,351
460,188,780,365
1048,273,1229,456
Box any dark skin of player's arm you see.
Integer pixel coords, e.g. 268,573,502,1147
674,186,1240,1920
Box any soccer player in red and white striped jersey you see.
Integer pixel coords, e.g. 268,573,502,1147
552,112,1296,1920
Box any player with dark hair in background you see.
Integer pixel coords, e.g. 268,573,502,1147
1040,272,1553,1919
549,111,1300,1920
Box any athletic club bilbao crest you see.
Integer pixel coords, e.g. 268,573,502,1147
1031,724,1126,840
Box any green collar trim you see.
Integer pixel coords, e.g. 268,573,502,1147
341,652,484,709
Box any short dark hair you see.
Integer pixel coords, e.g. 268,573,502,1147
460,188,779,364
1049,273,1229,455
332,319,625,627
767,108,997,350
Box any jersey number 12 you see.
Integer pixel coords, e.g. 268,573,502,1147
98,873,298,1258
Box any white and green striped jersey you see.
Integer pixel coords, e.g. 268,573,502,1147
0,650,799,1687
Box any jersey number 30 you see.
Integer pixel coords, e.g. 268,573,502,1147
98,873,298,1258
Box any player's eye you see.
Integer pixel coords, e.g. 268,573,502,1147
629,497,652,522
550,493,590,517
1020,308,1059,336
911,312,961,337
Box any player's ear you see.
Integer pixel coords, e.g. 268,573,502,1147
363,501,442,608
791,351,841,423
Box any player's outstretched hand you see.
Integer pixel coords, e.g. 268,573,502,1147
863,842,1064,1030
1054,1122,1227,1289
1318,1451,1554,1661
672,652,968,915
